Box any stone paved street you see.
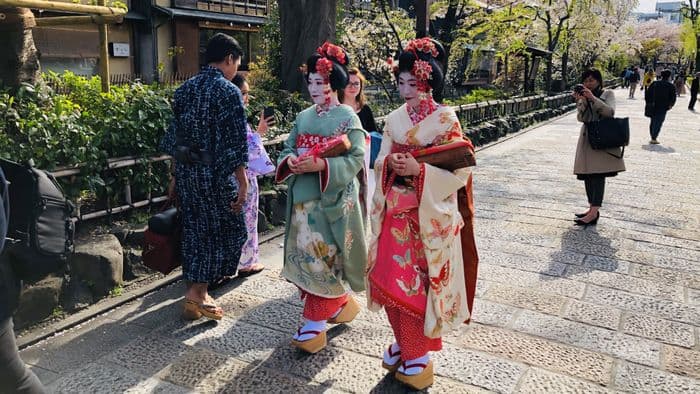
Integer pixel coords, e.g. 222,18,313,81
20,88,700,393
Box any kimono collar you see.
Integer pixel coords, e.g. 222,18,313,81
406,99,438,125
315,102,341,117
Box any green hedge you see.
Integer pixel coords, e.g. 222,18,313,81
0,71,306,209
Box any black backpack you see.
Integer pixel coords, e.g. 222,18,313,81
0,159,75,282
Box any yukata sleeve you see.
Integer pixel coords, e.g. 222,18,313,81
275,121,299,182
215,88,249,175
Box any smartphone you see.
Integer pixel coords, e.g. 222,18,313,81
263,106,275,119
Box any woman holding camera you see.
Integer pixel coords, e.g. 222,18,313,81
572,69,625,226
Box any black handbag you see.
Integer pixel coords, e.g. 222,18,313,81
585,102,629,158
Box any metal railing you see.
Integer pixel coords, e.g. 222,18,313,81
53,90,592,223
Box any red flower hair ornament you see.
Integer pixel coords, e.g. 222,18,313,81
317,42,347,65
315,57,334,83
405,37,439,58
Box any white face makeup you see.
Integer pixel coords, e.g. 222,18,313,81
398,71,420,109
307,72,331,106
345,74,361,101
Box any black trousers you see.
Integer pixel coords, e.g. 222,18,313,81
0,318,44,394
690,92,698,110
584,176,606,207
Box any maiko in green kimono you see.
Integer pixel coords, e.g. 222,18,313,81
275,42,368,354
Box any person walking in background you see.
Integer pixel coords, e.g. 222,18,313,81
674,73,686,96
366,38,479,390
275,42,368,354
628,66,640,98
689,72,699,111
572,69,625,226
622,67,631,88
0,168,45,394
340,67,378,135
645,69,677,145
340,67,378,207
229,74,275,277
160,33,249,321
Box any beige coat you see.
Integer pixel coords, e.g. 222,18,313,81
574,90,626,176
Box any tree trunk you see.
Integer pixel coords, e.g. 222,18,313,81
545,57,552,93
278,0,337,93
695,34,700,73
561,49,569,90
0,7,40,92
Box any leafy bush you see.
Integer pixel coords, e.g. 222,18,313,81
444,88,508,106
0,72,174,203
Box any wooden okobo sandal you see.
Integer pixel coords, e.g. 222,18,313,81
395,360,434,390
291,329,327,354
327,296,360,324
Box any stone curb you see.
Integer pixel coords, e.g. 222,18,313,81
16,228,286,350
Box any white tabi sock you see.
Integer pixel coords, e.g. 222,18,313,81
293,319,327,341
398,354,430,376
382,342,401,365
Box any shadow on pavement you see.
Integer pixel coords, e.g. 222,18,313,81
642,144,676,153
542,226,619,280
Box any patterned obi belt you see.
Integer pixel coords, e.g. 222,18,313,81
296,133,341,157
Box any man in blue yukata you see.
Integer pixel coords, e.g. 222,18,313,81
160,33,249,320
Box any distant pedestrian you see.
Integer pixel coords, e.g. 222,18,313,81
689,72,699,111
628,66,640,98
621,67,630,88
340,67,378,206
645,69,677,145
160,33,249,321
572,69,625,226
674,74,686,96
0,167,46,394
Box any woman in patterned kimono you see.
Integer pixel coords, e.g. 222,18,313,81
275,42,368,354
160,34,249,321
231,74,275,277
365,38,479,390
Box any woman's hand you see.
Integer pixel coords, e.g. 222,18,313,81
257,112,275,135
286,155,302,174
295,156,327,173
391,153,420,176
581,87,595,101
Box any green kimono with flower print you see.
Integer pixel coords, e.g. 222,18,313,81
275,104,369,297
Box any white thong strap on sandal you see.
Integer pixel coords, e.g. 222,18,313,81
383,343,401,365
398,354,430,376
292,319,327,341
